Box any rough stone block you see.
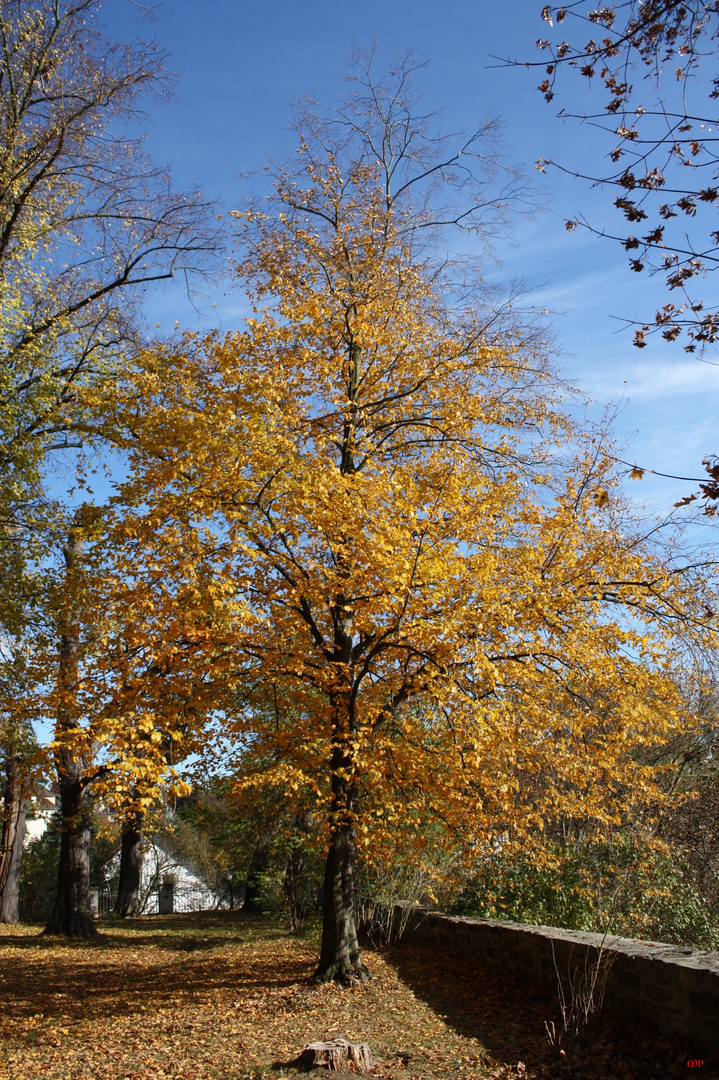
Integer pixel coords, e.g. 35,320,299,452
689,989,719,1017
641,980,674,1003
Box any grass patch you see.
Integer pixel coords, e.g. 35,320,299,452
0,912,696,1079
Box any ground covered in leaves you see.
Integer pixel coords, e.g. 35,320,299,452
0,912,706,1080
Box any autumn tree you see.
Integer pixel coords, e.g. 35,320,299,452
0,0,218,934
0,0,218,640
36,506,205,936
0,615,44,923
506,2,719,352
106,55,713,981
0,716,35,923
43,521,100,936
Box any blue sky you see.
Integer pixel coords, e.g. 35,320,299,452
99,0,719,516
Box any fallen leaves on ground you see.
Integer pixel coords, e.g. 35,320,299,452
0,912,699,1079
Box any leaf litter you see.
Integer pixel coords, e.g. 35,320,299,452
0,913,700,1080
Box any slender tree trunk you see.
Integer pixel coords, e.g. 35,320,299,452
45,525,97,938
0,793,26,924
115,810,143,916
284,811,312,934
0,752,26,922
243,842,269,912
284,844,308,935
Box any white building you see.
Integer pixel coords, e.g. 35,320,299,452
24,788,57,845
128,834,229,914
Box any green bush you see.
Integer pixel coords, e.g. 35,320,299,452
19,816,62,923
450,838,718,950
19,812,119,923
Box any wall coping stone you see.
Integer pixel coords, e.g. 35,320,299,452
419,912,719,971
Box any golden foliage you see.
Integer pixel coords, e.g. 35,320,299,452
98,126,713,880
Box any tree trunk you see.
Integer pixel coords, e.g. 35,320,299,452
44,771,95,937
115,810,143,916
284,812,311,934
243,842,269,912
0,752,26,922
314,822,368,982
314,757,369,982
44,525,97,938
312,601,370,981
0,797,25,924
284,847,308,935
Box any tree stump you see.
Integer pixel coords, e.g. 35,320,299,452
294,1038,374,1072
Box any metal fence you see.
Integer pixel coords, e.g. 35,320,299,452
93,883,230,917
97,889,115,916
163,883,229,914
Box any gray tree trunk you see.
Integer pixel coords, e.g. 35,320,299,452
44,526,97,938
0,797,25,923
115,811,143,916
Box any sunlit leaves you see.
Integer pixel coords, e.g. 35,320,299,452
99,112,714,886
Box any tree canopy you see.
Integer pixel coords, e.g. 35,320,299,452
90,56,716,979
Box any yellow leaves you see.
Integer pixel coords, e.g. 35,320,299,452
83,112,718,884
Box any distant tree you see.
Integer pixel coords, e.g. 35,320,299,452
41,512,200,937
108,55,714,982
114,804,144,917
178,778,322,931
0,645,39,923
19,815,61,923
510,2,719,353
656,672,719,930
0,0,219,641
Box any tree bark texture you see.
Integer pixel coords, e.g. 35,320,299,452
0,752,26,922
44,770,95,937
295,1039,374,1072
0,794,25,924
313,699,370,983
115,811,143,917
45,527,97,938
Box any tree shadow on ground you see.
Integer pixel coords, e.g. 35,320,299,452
0,911,270,950
384,941,697,1080
0,913,314,1022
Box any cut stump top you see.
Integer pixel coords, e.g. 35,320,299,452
294,1038,374,1073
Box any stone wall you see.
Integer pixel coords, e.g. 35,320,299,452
395,908,719,1053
